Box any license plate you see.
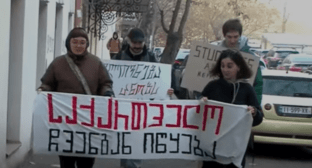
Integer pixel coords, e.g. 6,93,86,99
279,106,312,114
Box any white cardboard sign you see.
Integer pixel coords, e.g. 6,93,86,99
102,60,172,100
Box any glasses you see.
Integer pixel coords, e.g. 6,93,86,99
71,40,87,46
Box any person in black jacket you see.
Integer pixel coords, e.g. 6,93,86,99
113,28,156,62
201,49,263,168
113,27,174,168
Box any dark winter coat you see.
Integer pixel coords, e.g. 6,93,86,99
201,78,263,168
112,45,157,62
39,53,114,96
201,78,263,126
220,36,263,105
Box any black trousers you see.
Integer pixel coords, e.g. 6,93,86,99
202,151,246,168
110,53,118,59
202,161,238,168
59,156,95,168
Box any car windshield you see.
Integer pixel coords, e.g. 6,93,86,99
176,50,190,60
290,56,312,63
263,76,312,97
276,51,299,59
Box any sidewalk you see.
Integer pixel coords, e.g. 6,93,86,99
22,154,200,168
21,150,260,168
21,153,257,168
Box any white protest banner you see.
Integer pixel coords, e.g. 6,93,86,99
33,92,253,168
102,60,171,100
181,41,260,92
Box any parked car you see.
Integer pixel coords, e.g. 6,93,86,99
251,50,267,71
302,47,312,55
250,48,270,57
265,49,299,69
303,66,312,74
259,57,267,71
174,49,190,66
174,55,190,99
252,70,312,147
210,40,222,46
153,47,164,62
277,54,312,72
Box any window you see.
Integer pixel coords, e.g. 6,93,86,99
263,76,312,97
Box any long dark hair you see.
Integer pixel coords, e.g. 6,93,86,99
210,49,252,80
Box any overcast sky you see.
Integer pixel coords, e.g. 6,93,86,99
259,0,312,28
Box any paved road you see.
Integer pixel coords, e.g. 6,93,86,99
20,143,312,168
21,156,199,168
245,143,312,168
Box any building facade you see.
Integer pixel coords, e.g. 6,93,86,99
0,0,75,167
0,1,134,167
75,0,115,60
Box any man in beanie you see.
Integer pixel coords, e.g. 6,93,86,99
113,28,174,168
113,28,155,61
38,27,114,168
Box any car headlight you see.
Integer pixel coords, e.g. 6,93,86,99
264,103,272,111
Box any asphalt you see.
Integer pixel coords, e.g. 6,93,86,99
21,151,261,168
21,155,201,168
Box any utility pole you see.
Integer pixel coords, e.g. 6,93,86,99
282,0,289,33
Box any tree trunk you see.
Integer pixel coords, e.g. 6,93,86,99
160,32,181,64
139,12,151,47
139,0,157,49
159,0,192,64
151,26,159,49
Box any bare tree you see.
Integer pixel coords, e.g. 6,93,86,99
183,0,280,45
157,0,192,64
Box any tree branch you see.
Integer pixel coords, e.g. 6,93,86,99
178,0,192,34
160,10,170,33
169,0,182,33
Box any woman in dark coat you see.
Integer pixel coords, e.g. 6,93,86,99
38,28,114,168
201,49,263,168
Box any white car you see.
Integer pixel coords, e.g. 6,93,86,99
252,70,312,146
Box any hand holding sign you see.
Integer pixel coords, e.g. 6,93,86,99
102,60,172,100
181,41,260,92
201,97,208,102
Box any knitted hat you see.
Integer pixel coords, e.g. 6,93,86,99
127,28,145,42
65,28,89,52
